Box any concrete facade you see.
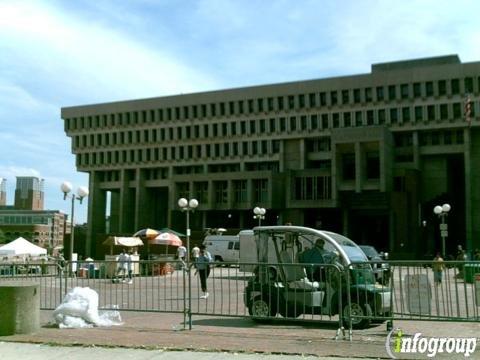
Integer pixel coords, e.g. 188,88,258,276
62,55,480,259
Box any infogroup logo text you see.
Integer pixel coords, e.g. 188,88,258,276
385,328,477,358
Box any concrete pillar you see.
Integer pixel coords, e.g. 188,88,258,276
0,283,39,335
87,171,106,257
119,170,134,233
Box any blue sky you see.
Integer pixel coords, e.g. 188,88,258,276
1,0,479,223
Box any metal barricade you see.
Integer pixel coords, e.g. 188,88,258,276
344,260,480,336
0,260,64,310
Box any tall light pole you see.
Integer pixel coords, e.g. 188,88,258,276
178,197,198,330
253,207,266,226
61,181,88,274
433,203,451,257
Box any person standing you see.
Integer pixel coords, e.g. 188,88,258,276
126,250,134,284
195,245,212,299
177,245,187,261
455,245,466,278
114,250,128,283
432,252,444,285
298,238,330,281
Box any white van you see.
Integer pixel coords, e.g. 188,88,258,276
239,230,277,272
203,235,240,263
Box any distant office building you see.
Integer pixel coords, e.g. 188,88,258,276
14,176,44,210
0,176,66,250
0,210,65,248
62,55,480,258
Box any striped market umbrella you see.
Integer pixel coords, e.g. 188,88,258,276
150,232,183,247
133,228,161,240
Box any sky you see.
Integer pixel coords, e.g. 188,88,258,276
1,0,479,224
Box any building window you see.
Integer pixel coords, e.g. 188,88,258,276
390,108,398,124
388,85,396,101
330,91,338,105
290,116,297,131
320,92,327,106
311,115,318,129
353,89,361,103
366,110,374,125
298,94,305,108
465,77,474,93
440,104,448,120
233,180,247,202
269,118,276,132
288,95,295,109
342,90,349,104
366,152,380,180
438,80,447,96
344,112,351,127
213,181,228,204
309,93,317,108
400,84,409,99
376,86,384,101
365,87,372,102
415,106,423,121
253,179,268,203
321,114,329,129
427,105,435,121
342,153,355,181
293,176,331,200
451,79,460,94
413,82,421,97
277,97,284,110
453,103,462,118
193,182,208,203
355,111,362,126
426,81,434,97
402,107,411,122
332,113,340,128
378,109,386,124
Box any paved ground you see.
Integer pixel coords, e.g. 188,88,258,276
1,310,480,359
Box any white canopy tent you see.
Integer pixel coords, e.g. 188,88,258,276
0,237,47,257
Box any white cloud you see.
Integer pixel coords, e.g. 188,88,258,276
0,1,219,104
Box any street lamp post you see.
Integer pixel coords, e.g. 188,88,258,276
61,181,89,274
253,207,266,226
178,197,198,330
433,203,451,257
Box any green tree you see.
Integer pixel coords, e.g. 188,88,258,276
0,229,5,244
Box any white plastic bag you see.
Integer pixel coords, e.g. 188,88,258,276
53,287,123,328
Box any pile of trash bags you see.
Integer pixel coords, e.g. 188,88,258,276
53,287,123,328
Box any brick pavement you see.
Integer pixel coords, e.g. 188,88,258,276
1,310,479,359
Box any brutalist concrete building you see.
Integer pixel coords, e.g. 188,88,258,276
62,55,479,259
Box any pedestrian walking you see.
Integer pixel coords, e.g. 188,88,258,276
195,245,212,299
432,252,444,285
192,245,200,260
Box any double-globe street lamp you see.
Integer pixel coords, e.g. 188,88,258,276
433,203,451,257
253,207,266,226
178,197,198,330
61,182,89,273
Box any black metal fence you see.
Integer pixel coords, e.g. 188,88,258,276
1,259,479,336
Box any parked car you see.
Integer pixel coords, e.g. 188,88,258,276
244,226,392,329
359,245,390,285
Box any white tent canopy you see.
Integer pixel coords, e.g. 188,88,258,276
0,237,47,256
